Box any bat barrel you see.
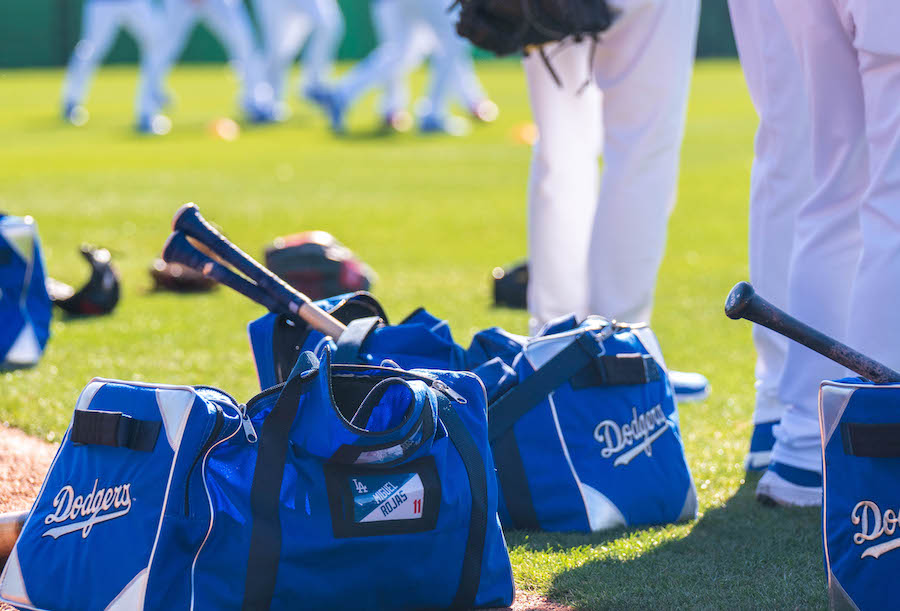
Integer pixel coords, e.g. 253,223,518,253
171,204,346,338
162,232,288,316
725,281,900,384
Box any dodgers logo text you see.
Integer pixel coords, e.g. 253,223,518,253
43,479,133,539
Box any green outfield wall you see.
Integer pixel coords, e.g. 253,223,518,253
0,0,735,68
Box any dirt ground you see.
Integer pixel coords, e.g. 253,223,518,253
0,426,570,611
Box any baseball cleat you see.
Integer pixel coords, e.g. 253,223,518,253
244,104,278,125
756,462,822,507
419,114,470,136
303,85,332,109
62,101,89,126
745,420,778,471
317,90,347,134
135,113,172,136
669,370,710,403
381,110,413,133
470,99,499,123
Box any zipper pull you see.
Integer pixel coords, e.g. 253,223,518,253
239,404,258,443
432,380,467,404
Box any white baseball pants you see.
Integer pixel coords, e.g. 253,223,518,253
252,0,344,100
727,0,815,429
525,0,699,332
336,0,485,119
158,0,270,111
750,0,900,472
62,0,164,119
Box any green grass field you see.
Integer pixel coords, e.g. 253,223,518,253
0,60,824,609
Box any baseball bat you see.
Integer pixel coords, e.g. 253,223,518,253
162,232,290,317
171,203,345,338
725,281,900,384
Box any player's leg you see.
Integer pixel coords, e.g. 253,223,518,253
201,0,274,119
324,0,414,132
371,0,425,129
524,41,601,332
430,0,496,123
155,0,200,98
61,0,127,123
845,3,900,375
123,0,169,132
727,0,814,470
757,0,867,506
296,0,345,100
587,0,700,324
255,0,306,109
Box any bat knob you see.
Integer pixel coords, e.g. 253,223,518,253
725,281,756,320
172,202,199,231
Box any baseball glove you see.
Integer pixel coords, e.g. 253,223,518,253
455,0,614,57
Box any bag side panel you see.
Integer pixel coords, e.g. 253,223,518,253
0,382,205,611
823,382,900,610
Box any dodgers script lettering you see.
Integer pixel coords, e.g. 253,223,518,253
593,406,669,467
43,479,133,539
851,500,900,559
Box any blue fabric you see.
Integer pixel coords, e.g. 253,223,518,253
0,216,52,368
820,379,900,610
479,318,696,532
769,461,822,487
1,381,234,610
2,353,514,609
249,298,467,391
749,420,778,453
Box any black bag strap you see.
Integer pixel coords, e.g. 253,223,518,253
491,428,541,530
436,392,488,610
841,422,900,457
71,410,161,453
242,352,319,611
488,332,659,443
333,316,381,364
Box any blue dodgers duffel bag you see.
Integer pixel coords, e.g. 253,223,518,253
248,292,467,390
472,315,698,533
0,214,52,369
0,348,514,610
819,378,900,611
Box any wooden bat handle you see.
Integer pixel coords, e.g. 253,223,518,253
725,281,900,384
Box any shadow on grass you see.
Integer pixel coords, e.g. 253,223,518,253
506,475,826,610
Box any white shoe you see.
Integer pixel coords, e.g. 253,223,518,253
669,370,710,403
756,462,822,507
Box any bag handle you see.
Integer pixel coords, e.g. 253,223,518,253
242,351,319,611
488,332,660,443
333,316,381,364
71,410,161,453
841,422,900,457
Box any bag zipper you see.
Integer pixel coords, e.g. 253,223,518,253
185,404,224,515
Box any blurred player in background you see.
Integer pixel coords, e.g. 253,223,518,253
251,0,345,119
372,0,497,133
730,1,900,507
156,0,274,122
525,0,700,330
320,0,495,134
61,0,168,133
